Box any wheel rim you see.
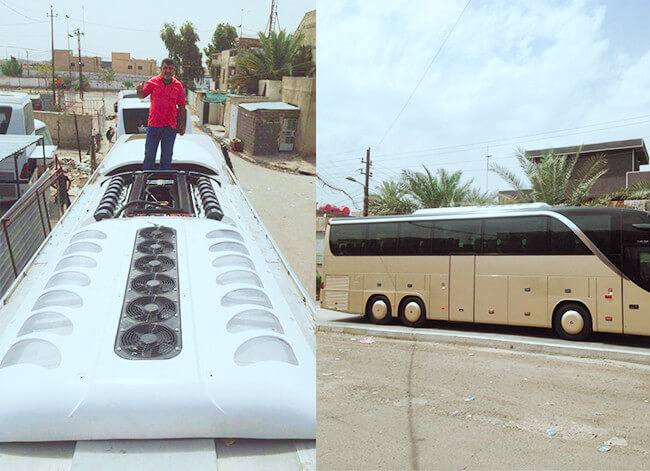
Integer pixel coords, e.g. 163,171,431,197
561,310,584,335
372,300,388,320
404,301,421,323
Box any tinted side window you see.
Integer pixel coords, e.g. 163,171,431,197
366,223,400,256
432,219,481,254
549,218,590,255
562,211,621,266
123,109,150,134
483,217,548,254
0,107,11,134
329,223,366,256
398,220,433,255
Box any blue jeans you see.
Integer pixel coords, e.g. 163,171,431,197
143,126,177,170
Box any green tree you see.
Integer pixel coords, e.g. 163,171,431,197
122,80,134,89
401,167,492,208
161,22,204,90
292,45,315,77
491,148,609,206
2,58,23,77
232,30,304,93
368,180,417,215
203,23,238,76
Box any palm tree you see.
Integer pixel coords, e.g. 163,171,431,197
491,147,617,206
368,180,417,215
401,167,492,208
232,30,304,93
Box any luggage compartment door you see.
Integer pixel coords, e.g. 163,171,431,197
449,256,475,322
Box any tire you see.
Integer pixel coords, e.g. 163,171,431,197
366,295,392,325
553,303,592,341
399,296,427,328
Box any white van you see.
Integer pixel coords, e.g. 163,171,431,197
0,92,57,202
116,97,192,138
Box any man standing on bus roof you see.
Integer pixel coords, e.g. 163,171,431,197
136,58,187,171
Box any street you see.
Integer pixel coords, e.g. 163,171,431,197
317,331,650,470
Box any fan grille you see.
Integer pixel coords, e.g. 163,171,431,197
125,296,176,321
136,239,174,255
131,274,176,295
120,324,177,358
134,255,175,273
139,227,174,240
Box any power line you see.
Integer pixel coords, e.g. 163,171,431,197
0,0,40,21
374,0,472,152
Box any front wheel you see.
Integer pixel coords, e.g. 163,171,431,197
399,296,427,327
553,303,592,341
366,295,392,325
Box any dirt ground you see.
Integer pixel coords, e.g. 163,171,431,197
317,331,650,470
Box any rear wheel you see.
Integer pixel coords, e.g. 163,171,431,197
399,296,427,328
366,295,392,325
553,303,592,341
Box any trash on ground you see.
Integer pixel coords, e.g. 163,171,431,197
523,378,529,381
545,402,555,406
223,438,236,447
605,436,628,447
464,396,475,402
546,428,556,436
321,372,333,376
595,412,602,416
350,338,357,341
451,410,460,416
359,337,374,344
597,446,612,453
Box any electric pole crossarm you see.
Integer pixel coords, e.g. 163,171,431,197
47,6,58,107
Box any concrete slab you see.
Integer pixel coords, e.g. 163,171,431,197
214,439,315,471
0,442,75,471
316,308,650,365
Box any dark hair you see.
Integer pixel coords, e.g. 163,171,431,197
161,58,175,68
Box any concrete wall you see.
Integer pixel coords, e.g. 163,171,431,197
35,111,92,150
282,76,315,156
259,80,283,100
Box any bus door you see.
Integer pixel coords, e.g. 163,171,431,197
622,243,650,336
449,255,475,322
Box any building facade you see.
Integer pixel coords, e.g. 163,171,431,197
53,49,102,73
111,53,157,76
525,139,650,197
211,37,261,92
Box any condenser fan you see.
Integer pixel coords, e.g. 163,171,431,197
119,324,177,358
134,255,175,273
139,227,174,240
131,274,176,295
137,239,174,255
125,296,176,322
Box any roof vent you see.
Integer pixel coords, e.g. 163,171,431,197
234,336,298,366
118,324,178,359
18,312,73,337
0,339,62,369
227,310,283,334
212,255,255,270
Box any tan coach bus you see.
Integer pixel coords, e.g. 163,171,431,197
321,203,650,340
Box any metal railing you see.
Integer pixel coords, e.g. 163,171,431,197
0,167,69,298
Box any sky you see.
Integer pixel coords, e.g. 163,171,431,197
0,0,313,62
317,0,650,210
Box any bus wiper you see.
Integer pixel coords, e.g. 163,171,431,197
632,224,650,230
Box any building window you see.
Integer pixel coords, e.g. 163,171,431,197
138,66,142,70
70,62,75,67
128,65,133,70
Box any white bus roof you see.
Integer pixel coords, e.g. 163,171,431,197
100,134,221,174
413,203,551,216
119,97,151,109
0,135,40,161
0,91,30,105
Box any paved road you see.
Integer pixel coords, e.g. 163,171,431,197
229,153,316,299
317,330,650,470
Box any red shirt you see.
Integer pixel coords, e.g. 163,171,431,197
142,75,186,129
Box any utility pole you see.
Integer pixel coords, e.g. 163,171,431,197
47,5,58,108
362,147,372,217
66,15,71,80
25,50,29,77
485,145,492,191
73,28,85,113
265,0,279,38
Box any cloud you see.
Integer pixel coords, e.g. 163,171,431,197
317,0,650,207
